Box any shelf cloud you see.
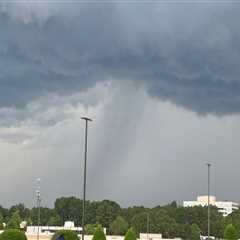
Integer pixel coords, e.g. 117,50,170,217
0,2,240,115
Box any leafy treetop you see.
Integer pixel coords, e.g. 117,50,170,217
92,225,106,240
124,228,137,240
0,229,27,240
52,230,79,240
224,224,238,240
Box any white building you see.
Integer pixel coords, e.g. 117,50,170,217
26,221,106,236
26,227,181,240
26,222,180,240
26,232,181,240
27,221,82,235
183,196,239,217
140,233,162,240
139,233,181,240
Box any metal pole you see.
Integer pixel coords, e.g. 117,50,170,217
81,117,92,240
207,163,211,240
36,178,41,240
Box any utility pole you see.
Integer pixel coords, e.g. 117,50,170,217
36,178,41,240
81,117,92,240
207,163,211,240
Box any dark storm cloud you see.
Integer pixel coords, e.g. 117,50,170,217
1,2,240,114
1,2,240,208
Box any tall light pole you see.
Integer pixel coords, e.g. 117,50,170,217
206,163,211,240
36,178,41,240
81,117,92,240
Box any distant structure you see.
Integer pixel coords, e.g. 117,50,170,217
26,221,106,237
183,196,239,217
26,222,180,240
25,230,181,240
139,233,163,240
27,221,82,236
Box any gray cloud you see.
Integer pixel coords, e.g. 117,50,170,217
0,2,240,114
1,82,240,208
1,1,240,208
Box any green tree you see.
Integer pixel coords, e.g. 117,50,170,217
122,206,147,225
224,224,238,240
47,214,62,226
175,207,187,224
30,207,54,225
190,224,200,240
0,214,4,230
92,226,106,240
52,230,79,240
0,229,27,240
55,197,85,226
0,206,9,221
9,204,30,220
176,224,191,239
182,206,223,238
110,216,128,235
153,209,178,238
96,200,121,230
131,212,153,235
26,217,32,226
7,211,21,229
224,210,240,238
124,228,137,240
170,201,177,208
85,224,101,235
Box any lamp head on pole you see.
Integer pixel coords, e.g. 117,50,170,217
81,117,93,122
206,163,211,167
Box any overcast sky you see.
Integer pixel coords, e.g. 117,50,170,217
0,1,240,208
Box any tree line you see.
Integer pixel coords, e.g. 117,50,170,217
1,197,240,239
